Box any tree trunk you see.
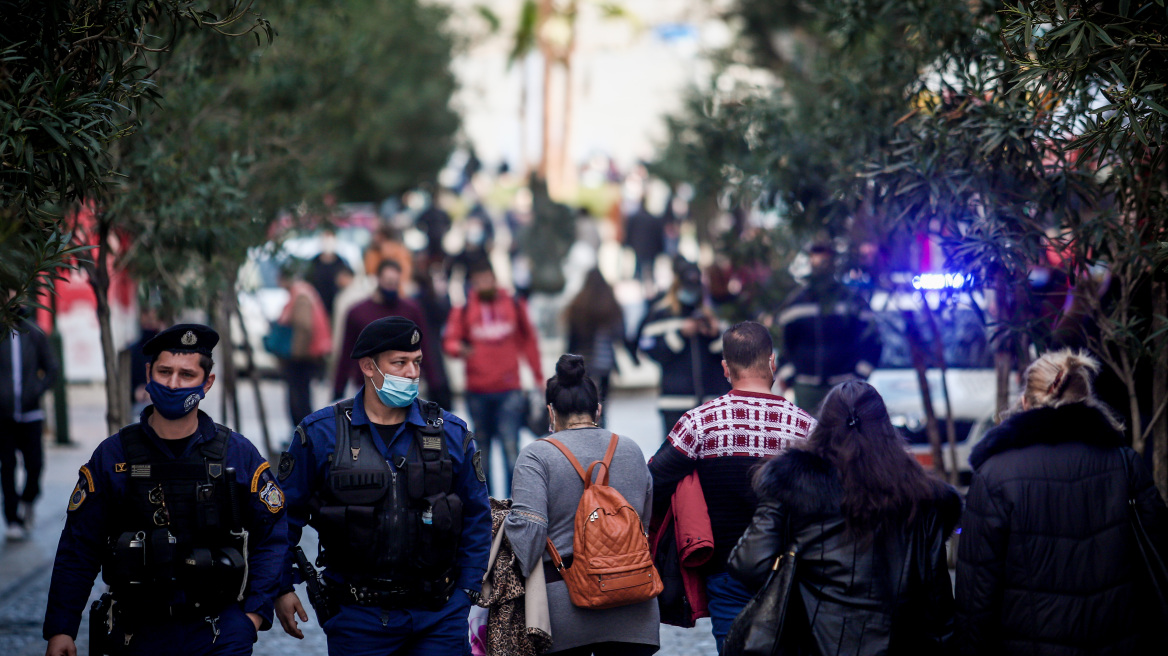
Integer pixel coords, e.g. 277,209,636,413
213,288,241,429
557,1,578,199
905,311,945,477
537,0,554,183
993,274,1014,418
86,218,128,436
519,57,529,178
1151,280,1167,501
235,303,275,461
921,296,959,484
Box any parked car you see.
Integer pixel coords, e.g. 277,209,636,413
864,280,1008,484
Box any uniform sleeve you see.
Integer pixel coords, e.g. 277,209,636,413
43,455,108,640
504,446,550,578
277,421,327,593
455,428,491,591
954,471,1009,655
237,445,289,631
637,307,687,365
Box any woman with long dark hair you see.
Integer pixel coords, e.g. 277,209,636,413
504,354,660,655
564,269,625,416
955,349,1168,654
727,380,960,655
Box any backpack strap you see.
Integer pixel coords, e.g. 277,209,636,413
583,433,620,487
540,438,589,485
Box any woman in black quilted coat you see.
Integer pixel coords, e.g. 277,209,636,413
728,380,961,655
955,349,1168,655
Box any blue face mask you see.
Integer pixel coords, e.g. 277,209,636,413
677,289,701,306
145,380,206,420
371,365,420,408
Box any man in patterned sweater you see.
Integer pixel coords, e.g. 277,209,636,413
648,321,816,652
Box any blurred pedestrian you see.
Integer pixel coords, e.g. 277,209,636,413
564,269,625,421
775,242,882,414
43,324,287,656
334,259,451,408
276,263,333,427
364,224,413,288
728,380,960,654
444,257,543,496
1,298,58,541
633,262,730,441
624,199,664,286
309,228,355,320
505,354,660,655
955,349,1168,654
648,321,816,651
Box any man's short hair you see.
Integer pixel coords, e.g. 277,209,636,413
377,258,403,276
723,321,773,375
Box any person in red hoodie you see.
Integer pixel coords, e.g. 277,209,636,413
444,257,543,496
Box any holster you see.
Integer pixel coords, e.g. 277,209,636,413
89,592,113,656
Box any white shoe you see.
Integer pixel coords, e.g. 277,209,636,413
4,524,27,542
18,501,34,529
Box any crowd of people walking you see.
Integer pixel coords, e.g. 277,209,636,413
21,180,1168,656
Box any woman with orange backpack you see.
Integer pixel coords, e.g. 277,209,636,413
504,354,661,656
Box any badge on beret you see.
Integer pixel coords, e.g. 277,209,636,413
259,480,284,513
181,330,197,346
68,481,87,512
277,452,295,481
472,450,486,483
411,330,420,345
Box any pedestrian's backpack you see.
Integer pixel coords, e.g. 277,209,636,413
541,433,664,609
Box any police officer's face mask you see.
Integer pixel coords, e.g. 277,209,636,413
145,379,206,420
371,364,420,408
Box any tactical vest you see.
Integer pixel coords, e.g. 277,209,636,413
309,399,462,599
102,423,247,616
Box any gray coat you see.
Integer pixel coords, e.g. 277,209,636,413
505,428,660,652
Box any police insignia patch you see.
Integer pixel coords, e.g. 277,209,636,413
411,330,420,345
277,452,294,481
472,450,486,483
68,482,86,512
114,463,127,473
259,480,284,513
181,330,197,346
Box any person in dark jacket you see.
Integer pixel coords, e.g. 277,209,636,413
1,303,59,541
775,243,881,414
634,262,730,441
728,380,960,656
955,349,1168,655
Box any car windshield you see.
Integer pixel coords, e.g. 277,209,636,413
873,302,991,369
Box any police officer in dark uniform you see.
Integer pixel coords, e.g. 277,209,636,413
43,324,288,656
274,316,490,655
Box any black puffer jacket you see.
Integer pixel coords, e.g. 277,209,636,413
955,403,1168,655
728,450,961,656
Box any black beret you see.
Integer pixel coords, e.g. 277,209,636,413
143,323,219,358
351,316,422,359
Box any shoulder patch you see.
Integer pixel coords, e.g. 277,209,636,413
462,431,476,453
258,480,284,513
472,450,486,483
79,466,95,492
277,451,295,481
67,481,87,512
250,462,271,493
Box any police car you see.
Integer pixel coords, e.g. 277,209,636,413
863,273,1008,484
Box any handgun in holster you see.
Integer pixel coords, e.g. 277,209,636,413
294,546,335,625
89,592,113,656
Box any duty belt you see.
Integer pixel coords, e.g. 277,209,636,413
329,583,415,608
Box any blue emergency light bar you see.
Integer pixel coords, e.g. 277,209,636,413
911,273,974,290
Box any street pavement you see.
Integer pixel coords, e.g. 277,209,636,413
0,377,718,656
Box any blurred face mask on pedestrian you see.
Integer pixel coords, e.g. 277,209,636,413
677,285,701,307
378,268,401,304
146,351,213,420
365,351,422,408
320,232,338,255
471,270,497,301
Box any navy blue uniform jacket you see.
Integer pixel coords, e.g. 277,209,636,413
279,390,490,593
43,408,289,640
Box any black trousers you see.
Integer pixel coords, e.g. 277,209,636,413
545,643,658,656
0,418,43,525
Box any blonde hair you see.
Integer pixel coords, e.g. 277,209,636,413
1004,349,1124,431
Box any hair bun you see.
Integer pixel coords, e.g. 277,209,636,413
555,354,587,386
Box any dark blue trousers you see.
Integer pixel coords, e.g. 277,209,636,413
323,589,472,656
706,571,755,654
114,604,256,656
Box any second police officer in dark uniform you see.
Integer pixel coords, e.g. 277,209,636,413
43,324,289,656
275,316,490,655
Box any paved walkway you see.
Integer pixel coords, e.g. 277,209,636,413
0,381,717,656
